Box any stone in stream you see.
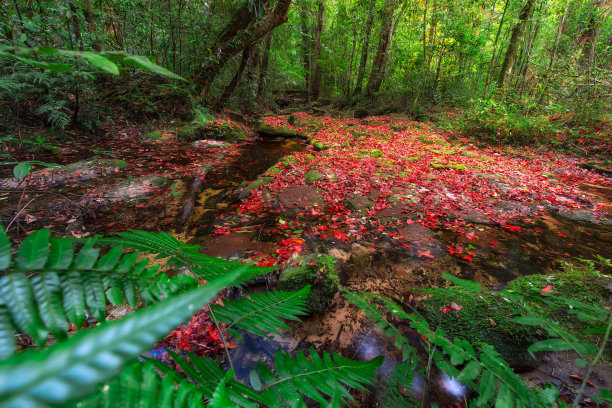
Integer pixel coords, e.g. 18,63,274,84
177,120,246,142
0,158,128,188
397,223,444,258
238,176,274,200
88,175,169,204
191,139,232,149
274,185,324,212
277,253,339,314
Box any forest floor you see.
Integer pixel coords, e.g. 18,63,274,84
1,111,611,406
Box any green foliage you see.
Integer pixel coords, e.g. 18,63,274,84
97,229,268,282
76,362,205,408
277,253,339,314
0,268,240,408
213,286,311,338
0,228,200,358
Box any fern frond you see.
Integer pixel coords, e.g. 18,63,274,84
0,269,242,408
345,290,420,365
252,347,383,408
213,286,310,338
74,362,205,408
97,230,271,282
377,363,418,408
147,352,262,407
0,228,199,357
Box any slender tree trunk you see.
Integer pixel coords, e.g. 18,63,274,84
257,33,273,101
194,0,291,101
497,0,536,89
365,0,395,97
310,0,324,101
215,46,253,110
549,0,570,69
300,3,311,91
80,0,101,51
580,0,605,71
345,22,357,97
483,0,511,95
353,0,376,95
68,0,84,51
422,0,428,64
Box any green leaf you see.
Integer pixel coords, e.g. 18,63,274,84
441,273,482,292
456,360,482,383
511,315,545,326
214,286,310,338
0,268,243,408
60,271,86,328
250,369,262,392
105,52,187,81
12,161,31,180
0,227,10,270
0,305,16,360
528,338,596,357
15,228,50,269
47,238,74,270
475,370,497,406
495,384,514,408
574,358,587,369
31,272,68,339
600,389,612,402
80,52,119,75
0,272,48,345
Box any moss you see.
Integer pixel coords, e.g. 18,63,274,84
258,122,298,138
265,165,283,176
421,287,544,369
177,120,245,142
278,254,339,314
280,155,297,166
505,268,611,338
113,159,129,169
305,170,325,185
313,142,328,151
238,176,274,199
143,131,164,140
358,149,383,158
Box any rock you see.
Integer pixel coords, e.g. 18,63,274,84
313,142,328,151
354,107,369,119
192,139,231,149
554,208,611,225
177,120,246,142
95,175,168,203
343,196,374,213
305,170,325,185
276,185,323,210
421,287,545,370
257,120,298,138
0,158,128,189
278,253,340,314
238,177,274,199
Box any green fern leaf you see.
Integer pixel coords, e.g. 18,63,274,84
47,238,74,270
252,347,383,407
60,271,87,328
214,286,310,338
83,273,106,322
0,305,16,359
0,268,243,408
31,272,68,339
0,272,48,345
15,229,50,270
0,228,10,270
345,290,418,364
98,230,270,282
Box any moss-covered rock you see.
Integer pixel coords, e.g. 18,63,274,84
506,266,611,336
278,254,340,314
421,287,544,369
177,120,246,142
313,142,328,151
258,118,298,138
305,170,325,185
238,176,274,199
357,149,383,158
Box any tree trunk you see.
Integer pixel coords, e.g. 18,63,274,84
365,0,395,97
257,33,273,101
80,0,101,51
193,0,292,101
68,0,84,51
345,22,357,97
548,0,570,69
483,0,510,95
215,46,253,110
579,0,605,71
309,0,324,101
353,0,376,95
300,3,311,91
497,0,536,89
